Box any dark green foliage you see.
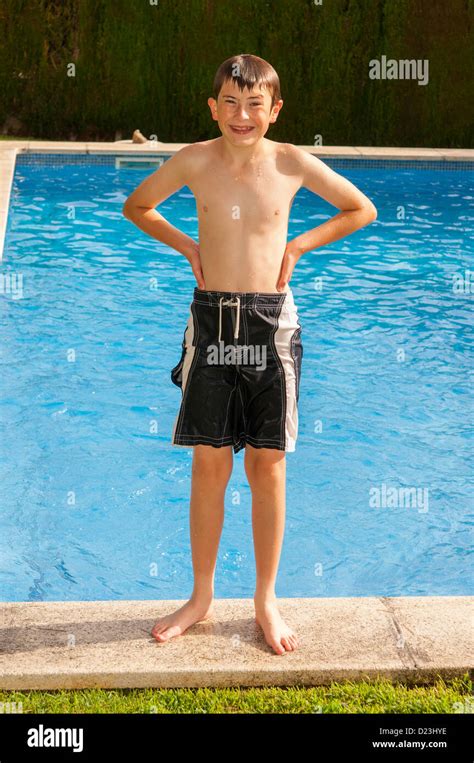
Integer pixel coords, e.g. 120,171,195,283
0,0,472,146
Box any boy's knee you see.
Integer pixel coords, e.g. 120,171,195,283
244,446,285,480
192,445,233,481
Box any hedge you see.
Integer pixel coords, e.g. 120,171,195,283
0,0,472,146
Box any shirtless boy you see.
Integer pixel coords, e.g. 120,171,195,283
123,53,377,655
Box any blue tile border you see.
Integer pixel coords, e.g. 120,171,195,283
325,159,474,171
16,154,121,166
13,152,474,172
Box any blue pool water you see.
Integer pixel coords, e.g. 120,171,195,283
1,157,473,602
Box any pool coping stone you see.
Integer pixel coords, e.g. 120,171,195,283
0,596,472,689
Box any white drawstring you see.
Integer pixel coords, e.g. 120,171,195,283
218,296,241,343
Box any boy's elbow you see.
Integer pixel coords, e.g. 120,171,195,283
122,200,133,220
362,201,377,223
122,201,155,220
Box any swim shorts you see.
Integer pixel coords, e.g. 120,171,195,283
170,287,303,453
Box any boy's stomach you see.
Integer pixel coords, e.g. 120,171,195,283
198,228,290,293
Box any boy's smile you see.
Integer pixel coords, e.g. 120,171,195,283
229,125,256,136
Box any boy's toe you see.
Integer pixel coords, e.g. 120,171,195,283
272,640,285,655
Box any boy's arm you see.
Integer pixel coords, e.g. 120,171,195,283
290,146,378,254
122,146,205,287
276,146,377,289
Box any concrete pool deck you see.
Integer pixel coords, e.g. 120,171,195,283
0,139,473,261
0,596,472,689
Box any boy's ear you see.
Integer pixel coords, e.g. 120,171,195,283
269,99,284,123
208,97,218,121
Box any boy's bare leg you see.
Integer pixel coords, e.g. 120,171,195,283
244,445,299,655
151,444,233,641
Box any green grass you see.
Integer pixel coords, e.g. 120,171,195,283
1,674,471,714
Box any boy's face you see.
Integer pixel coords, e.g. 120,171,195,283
208,78,283,145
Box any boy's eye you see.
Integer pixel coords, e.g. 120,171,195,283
224,100,262,106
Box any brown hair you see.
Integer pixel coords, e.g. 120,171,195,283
212,54,281,109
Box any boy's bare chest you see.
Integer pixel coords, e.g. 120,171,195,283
189,165,299,222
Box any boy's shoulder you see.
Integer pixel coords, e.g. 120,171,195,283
258,138,309,165
276,141,324,165
271,141,327,180
179,138,218,156
163,141,212,185
276,143,334,184
173,138,217,170
169,139,213,159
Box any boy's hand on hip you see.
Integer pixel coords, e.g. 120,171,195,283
185,243,206,290
276,241,303,292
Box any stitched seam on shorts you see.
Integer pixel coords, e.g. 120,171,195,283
245,435,283,444
292,329,298,401
290,324,302,403
174,345,201,441
270,300,286,449
174,434,234,443
190,300,200,347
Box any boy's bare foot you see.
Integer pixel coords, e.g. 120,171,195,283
254,597,299,655
151,598,214,642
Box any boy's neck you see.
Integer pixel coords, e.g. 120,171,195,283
217,135,270,167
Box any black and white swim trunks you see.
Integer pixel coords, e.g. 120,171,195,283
170,287,303,453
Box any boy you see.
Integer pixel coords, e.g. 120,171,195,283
123,54,377,655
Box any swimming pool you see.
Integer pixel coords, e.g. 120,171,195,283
1,154,473,602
